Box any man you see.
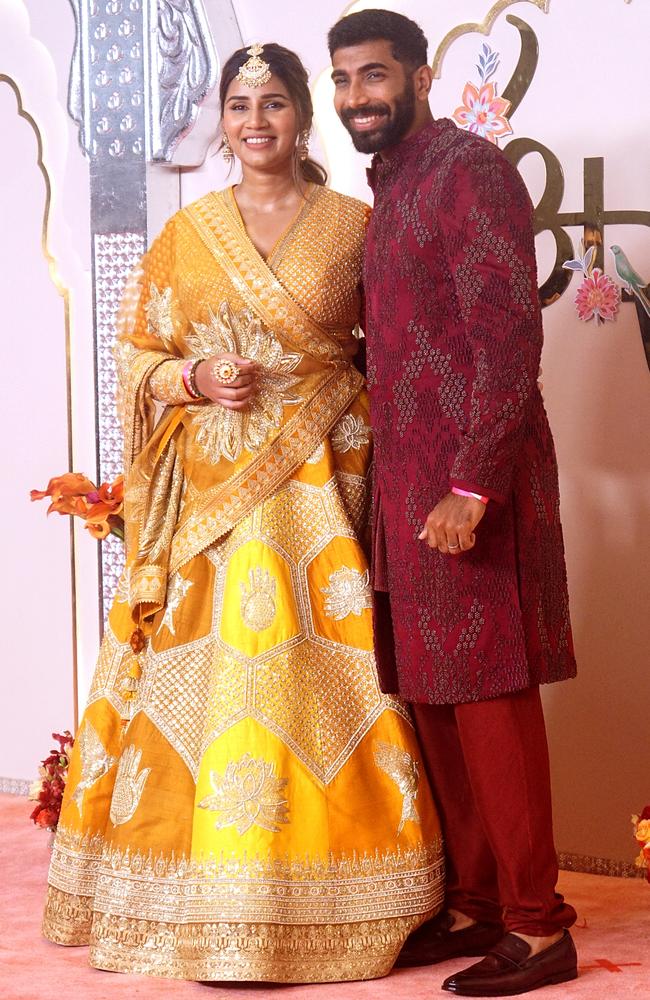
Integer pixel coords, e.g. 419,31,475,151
328,10,578,998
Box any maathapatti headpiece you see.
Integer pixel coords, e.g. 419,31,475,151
236,44,272,88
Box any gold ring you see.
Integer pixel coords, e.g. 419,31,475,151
210,359,239,385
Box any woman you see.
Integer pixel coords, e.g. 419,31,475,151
43,43,443,982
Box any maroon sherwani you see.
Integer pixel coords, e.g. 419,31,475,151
364,119,577,935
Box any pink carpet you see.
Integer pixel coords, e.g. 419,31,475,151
2,793,649,999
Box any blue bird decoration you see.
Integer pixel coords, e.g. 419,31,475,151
610,245,650,319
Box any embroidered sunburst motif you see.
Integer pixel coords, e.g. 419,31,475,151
321,566,372,620
71,720,117,813
159,572,193,636
240,566,277,631
109,744,152,826
198,753,289,835
144,283,175,348
331,413,371,453
185,302,302,463
373,741,421,836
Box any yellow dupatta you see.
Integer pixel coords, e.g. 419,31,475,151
115,186,367,624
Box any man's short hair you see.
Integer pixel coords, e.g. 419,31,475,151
327,9,428,71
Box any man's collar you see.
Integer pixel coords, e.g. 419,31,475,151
366,118,448,192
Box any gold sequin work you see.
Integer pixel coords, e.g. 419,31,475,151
185,302,302,464
149,358,195,405
44,185,444,983
144,283,174,348
71,720,117,813
322,566,373,620
239,567,277,631
109,745,151,827
198,753,289,834
374,741,421,836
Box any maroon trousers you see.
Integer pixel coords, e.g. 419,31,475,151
412,687,577,935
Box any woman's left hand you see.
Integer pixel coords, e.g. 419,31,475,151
194,353,258,410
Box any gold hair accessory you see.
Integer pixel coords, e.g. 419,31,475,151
210,359,240,385
222,133,233,161
236,43,272,88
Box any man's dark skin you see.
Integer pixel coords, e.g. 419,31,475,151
332,38,562,960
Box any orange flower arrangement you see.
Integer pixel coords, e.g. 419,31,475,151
632,806,650,883
31,472,124,540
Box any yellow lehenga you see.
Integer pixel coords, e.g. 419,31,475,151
43,184,444,982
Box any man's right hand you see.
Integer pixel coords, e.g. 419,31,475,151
194,353,257,410
418,491,486,556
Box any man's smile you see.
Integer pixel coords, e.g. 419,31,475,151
347,113,388,131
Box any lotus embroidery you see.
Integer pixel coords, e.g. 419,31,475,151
321,566,372,620
198,753,289,835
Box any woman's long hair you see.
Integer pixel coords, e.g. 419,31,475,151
219,43,327,187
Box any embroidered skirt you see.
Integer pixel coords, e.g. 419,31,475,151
43,395,444,982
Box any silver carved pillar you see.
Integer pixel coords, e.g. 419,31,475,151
67,0,238,620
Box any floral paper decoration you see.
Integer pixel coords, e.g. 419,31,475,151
453,44,512,145
562,245,620,325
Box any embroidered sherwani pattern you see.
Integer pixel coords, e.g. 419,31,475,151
364,120,577,704
43,184,444,982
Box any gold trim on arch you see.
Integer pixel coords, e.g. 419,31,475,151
0,74,79,730
431,0,550,78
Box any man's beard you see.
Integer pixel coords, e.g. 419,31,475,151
341,82,417,154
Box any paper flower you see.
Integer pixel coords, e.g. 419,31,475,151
574,268,620,324
453,82,512,144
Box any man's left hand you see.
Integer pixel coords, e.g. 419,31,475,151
418,492,487,556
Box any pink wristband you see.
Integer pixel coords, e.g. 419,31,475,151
182,359,203,399
451,486,489,505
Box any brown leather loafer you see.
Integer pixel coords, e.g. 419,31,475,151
441,930,578,996
396,911,505,968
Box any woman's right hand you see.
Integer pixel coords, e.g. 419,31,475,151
194,353,257,410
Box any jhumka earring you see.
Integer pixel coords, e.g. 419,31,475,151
298,129,310,161
222,133,233,161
